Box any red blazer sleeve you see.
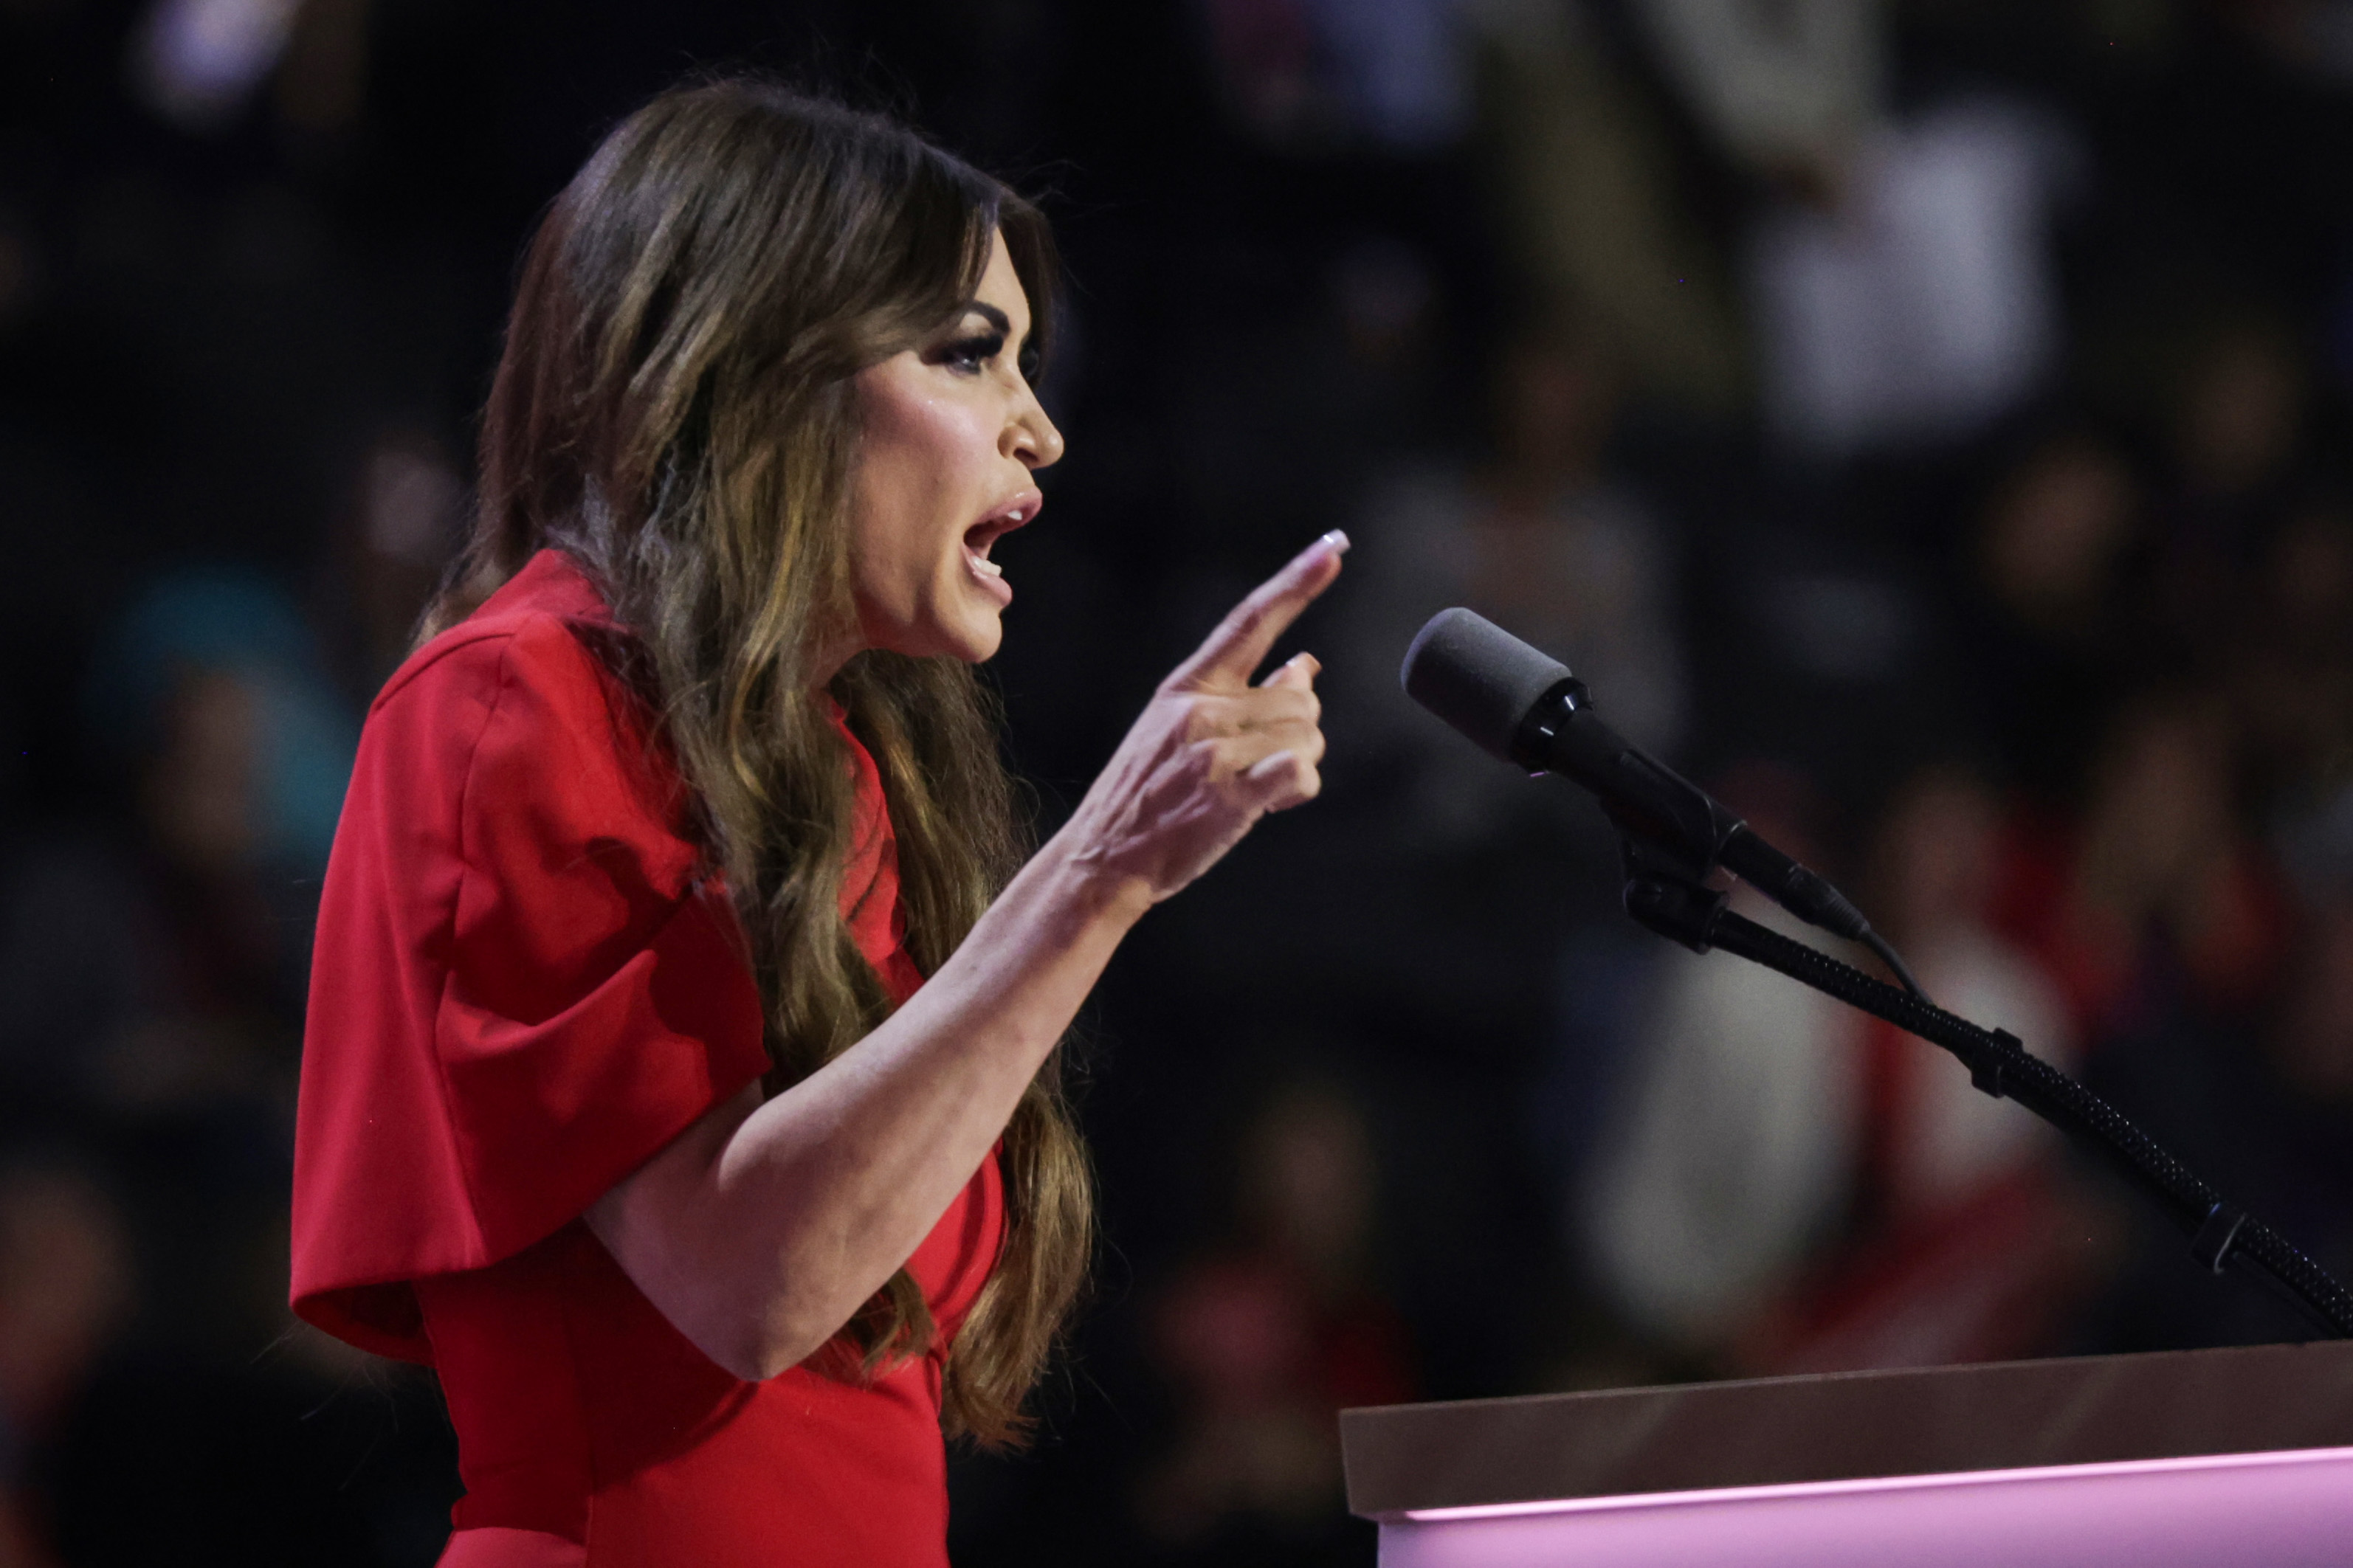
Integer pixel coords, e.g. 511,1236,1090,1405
290,609,769,1361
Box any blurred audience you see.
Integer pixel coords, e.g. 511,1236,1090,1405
2077,868,2353,1352
1332,322,1687,835
1746,766,2093,1374
6,1,2353,1561
1963,432,2145,807
1630,0,2076,453
1471,0,1747,412
2231,494,2353,811
328,425,469,690
1199,0,1472,153
1743,94,2073,455
1577,764,2099,1376
0,569,353,1116
2149,317,2315,667
1991,692,2290,1044
1577,766,1858,1360
0,1161,131,1568
1138,1078,1410,1564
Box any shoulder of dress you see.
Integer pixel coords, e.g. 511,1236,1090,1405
370,607,608,718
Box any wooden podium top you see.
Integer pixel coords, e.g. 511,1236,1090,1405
1342,1339,2353,1519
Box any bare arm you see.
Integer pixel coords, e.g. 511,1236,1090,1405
586,533,1348,1380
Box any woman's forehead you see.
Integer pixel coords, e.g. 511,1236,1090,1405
971,232,1031,332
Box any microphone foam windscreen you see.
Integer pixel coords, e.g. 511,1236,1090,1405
1399,608,1572,764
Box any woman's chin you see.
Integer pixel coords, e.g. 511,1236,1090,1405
913,610,1005,664
853,598,1004,664
953,612,1006,663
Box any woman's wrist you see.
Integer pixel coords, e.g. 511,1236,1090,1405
1030,823,1157,936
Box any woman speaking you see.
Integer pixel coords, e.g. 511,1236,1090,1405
288,80,1342,1566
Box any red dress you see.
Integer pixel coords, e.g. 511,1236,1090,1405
290,550,1004,1567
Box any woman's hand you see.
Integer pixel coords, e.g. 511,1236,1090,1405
1059,531,1347,908
588,531,1346,1382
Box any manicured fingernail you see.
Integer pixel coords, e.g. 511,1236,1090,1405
1320,530,1351,555
1247,749,1296,781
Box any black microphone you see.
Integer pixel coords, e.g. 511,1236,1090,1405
1399,607,1885,956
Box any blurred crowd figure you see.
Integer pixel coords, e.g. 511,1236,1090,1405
10,0,2353,1564
1137,1077,1411,1565
1335,325,1687,787
0,548,452,1561
1580,763,2087,1375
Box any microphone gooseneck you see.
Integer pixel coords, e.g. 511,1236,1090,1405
1402,607,2353,1335
1400,607,1923,998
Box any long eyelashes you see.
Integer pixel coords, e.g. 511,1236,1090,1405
940,333,1007,374
934,332,1043,386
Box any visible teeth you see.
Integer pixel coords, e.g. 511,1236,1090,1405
966,548,1004,578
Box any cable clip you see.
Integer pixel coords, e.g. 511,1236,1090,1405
1968,1029,2022,1101
2191,1201,2248,1274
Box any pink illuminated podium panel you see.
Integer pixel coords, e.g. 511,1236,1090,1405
1342,1340,2353,1567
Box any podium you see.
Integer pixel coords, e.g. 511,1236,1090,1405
1341,1339,2353,1566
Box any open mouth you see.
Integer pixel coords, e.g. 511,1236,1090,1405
962,493,1040,587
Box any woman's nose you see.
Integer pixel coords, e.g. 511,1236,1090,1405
1007,399,1065,470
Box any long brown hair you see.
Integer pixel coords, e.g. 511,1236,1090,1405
424,80,1091,1448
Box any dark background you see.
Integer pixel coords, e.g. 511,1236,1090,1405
7,0,2353,1562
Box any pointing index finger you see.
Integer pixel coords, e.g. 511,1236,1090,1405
1169,531,1350,691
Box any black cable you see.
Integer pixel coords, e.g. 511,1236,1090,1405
1859,927,1928,1001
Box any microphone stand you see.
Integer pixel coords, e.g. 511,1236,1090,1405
1613,837,2353,1339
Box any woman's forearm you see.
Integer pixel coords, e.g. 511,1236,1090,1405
589,533,1344,1381
588,829,1148,1379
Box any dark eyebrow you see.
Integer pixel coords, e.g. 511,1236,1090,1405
957,301,1016,341
948,300,1036,370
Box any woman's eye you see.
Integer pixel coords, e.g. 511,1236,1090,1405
941,333,1006,374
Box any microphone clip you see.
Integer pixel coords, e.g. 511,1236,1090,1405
1617,836,1729,956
